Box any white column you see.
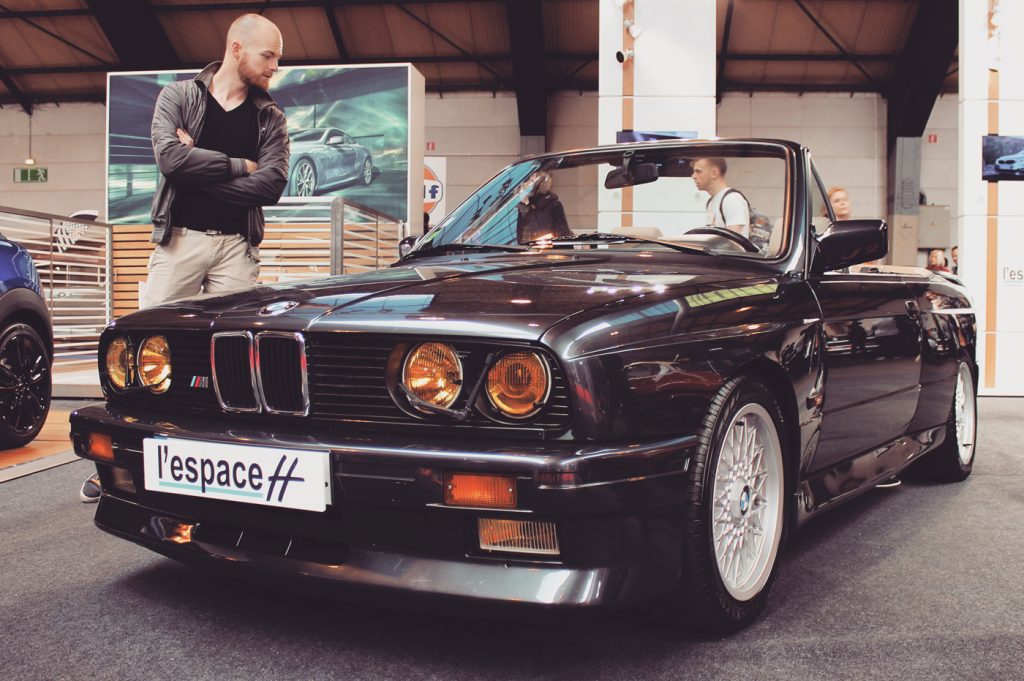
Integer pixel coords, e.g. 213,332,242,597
598,0,716,237
960,0,1024,395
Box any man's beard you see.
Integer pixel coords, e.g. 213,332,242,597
239,54,270,91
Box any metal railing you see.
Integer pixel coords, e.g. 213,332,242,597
0,206,112,372
0,199,402,373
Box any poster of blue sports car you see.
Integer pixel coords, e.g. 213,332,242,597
107,64,422,224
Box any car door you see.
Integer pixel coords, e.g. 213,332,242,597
323,129,347,181
805,167,923,472
342,133,361,178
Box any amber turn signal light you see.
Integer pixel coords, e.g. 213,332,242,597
87,432,114,461
444,472,516,509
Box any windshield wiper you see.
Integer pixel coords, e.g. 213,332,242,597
399,242,525,262
524,232,711,255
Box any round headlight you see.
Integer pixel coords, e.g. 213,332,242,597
486,352,550,419
138,335,172,393
105,337,132,390
402,342,463,411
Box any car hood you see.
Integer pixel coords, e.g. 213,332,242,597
117,252,776,341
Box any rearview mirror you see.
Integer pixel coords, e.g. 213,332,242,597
658,158,693,177
812,219,888,273
604,162,658,189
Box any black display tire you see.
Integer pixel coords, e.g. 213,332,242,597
915,359,977,482
0,322,52,450
676,375,791,634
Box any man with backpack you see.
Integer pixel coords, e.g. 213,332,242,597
692,157,751,238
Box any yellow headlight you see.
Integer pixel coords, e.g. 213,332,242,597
402,343,462,411
486,352,549,419
138,335,171,393
105,337,132,390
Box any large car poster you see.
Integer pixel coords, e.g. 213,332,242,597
107,64,421,224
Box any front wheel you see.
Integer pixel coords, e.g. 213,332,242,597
0,322,52,449
291,159,317,197
361,157,373,185
677,376,789,634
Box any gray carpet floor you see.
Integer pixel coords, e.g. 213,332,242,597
2,398,1021,680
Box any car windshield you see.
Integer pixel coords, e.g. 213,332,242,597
291,130,324,142
414,143,791,259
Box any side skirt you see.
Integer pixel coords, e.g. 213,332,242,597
794,423,946,526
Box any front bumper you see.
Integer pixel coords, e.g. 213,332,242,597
71,404,696,608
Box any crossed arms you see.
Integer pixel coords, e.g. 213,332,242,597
151,83,290,207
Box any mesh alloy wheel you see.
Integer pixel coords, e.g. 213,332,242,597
0,323,51,448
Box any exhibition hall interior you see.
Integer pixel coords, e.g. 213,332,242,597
0,1,1020,679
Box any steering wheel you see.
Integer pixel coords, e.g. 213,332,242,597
684,227,760,253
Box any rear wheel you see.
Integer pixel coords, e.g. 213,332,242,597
677,376,789,634
917,360,976,482
0,322,51,449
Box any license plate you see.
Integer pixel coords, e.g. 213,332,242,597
143,437,331,512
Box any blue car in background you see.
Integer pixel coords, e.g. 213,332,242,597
286,127,376,197
0,234,52,448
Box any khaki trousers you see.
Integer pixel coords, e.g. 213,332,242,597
142,227,259,309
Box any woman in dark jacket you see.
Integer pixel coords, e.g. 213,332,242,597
516,172,572,243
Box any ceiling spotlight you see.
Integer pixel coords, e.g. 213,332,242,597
616,49,635,64
623,19,643,38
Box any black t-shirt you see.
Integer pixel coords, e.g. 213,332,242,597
171,90,259,235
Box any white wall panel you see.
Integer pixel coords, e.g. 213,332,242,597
0,104,107,218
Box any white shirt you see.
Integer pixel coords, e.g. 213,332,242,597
705,187,751,238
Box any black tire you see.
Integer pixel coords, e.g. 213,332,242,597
361,157,373,186
0,322,52,449
916,360,977,482
676,376,791,634
290,158,317,197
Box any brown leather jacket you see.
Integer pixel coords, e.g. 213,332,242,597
149,62,290,246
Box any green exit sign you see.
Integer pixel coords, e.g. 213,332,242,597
13,167,48,183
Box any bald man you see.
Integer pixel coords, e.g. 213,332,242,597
81,15,291,502
144,13,290,309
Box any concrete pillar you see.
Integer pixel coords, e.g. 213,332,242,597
598,0,716,237
960,0,1024,395
887,137,921,266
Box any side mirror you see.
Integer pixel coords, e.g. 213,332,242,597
327,136,345,145
604,162,658,189
812,219,888,273
398,235,419,257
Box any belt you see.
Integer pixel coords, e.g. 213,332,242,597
177,226,229,236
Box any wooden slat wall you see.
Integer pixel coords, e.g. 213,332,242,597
113,222,399,318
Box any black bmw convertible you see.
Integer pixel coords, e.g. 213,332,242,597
72,139,977,633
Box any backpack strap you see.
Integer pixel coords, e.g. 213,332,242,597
717,188,749,226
